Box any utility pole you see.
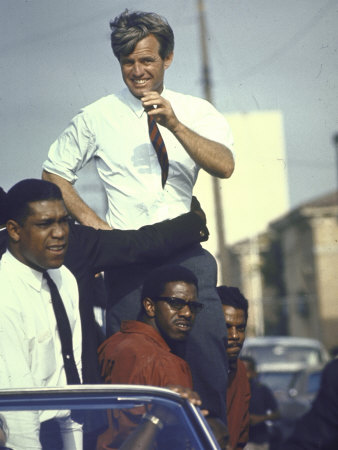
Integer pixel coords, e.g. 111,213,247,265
333,133,338,204
197,0,229,281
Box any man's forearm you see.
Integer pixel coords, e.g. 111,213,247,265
42,170,111,229
172,122,234,179
142,92,234,179
250,410,279,426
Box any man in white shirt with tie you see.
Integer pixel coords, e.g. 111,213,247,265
0,179,82,450
42,10,235,424
42,10,234,231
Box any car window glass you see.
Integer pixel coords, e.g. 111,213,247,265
306,372,322,394
244,345,321,366
258,371,296,392
0,393,216,450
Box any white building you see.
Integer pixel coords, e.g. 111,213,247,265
194,110,290,284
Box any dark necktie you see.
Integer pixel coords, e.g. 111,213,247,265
147,114,169,188
43,271,81,385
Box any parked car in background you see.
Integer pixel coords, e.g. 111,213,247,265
241,336,330,371
0,385,221,450
259,364,323,440
241,336,328,444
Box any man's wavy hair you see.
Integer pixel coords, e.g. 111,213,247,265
110,10,174,60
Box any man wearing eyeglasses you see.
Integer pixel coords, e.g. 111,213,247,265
98,264,203,387
96,264,208,449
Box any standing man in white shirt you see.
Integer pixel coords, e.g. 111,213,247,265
0,179,82,450
42,10,235,425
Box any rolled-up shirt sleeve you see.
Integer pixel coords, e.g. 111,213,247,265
42,112,97,184
191,100,235,155
170,94,235,156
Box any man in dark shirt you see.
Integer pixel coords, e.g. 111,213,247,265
241,356,280,450
286,358,338,449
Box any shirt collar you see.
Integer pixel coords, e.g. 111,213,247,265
3,249,45,292
121,320,172,352
120,87,168,119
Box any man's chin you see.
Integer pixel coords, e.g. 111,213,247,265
127,86,147,99
43,258,65,270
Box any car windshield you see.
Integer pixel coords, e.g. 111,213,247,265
304,372,322,394
0,387,217,450
244,344,322,366
258,371,297,392
258,369,323,397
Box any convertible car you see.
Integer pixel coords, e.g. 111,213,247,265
0,384,221,449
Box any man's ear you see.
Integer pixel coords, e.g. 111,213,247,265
6,220,22,243
143,297,156,318
164,52,174,70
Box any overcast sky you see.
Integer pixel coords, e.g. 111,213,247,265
1,0,337,210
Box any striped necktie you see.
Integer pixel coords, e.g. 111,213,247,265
43,271,81,385
147,115,169,188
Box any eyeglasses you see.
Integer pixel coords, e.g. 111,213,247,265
152,296,204,314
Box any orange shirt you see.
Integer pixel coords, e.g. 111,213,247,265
98,320,193,387
96,320,193,449
226,359,251,449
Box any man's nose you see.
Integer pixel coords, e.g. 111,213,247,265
132,62,144,76
229,327,239,339
179,305,193,317
51,223,66,238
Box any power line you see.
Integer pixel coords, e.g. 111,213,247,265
210,0,337,83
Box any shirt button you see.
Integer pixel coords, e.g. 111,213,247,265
200,231,205,237
66,355,70,359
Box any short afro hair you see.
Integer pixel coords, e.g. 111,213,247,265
217,285,249,322
3,179,63,224
141,264,198,301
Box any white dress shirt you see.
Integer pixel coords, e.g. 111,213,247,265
43,87,234,229
0,251,82,449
